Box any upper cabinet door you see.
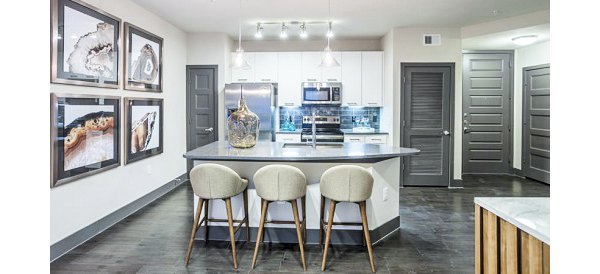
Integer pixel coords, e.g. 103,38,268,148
277,52,302,107
321,51,342,82
231,52,255,83
341,52,362,106
301,52,322,82
254,52,278,83
361,51,383,106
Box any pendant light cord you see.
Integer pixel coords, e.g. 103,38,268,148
238,0,242,50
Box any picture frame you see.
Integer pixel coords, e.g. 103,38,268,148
124,98,164,164
51,93,121,187
124,23,163,92
50,0,121,88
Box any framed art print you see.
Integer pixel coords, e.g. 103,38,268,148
124,98,163,164
124,23,163,92
51,0,121,88
51,93,121,187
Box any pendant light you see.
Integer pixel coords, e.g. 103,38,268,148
231,0,251,69
319,0,340,68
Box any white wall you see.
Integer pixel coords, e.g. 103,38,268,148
186,33,233,140
390,27,464,179
50,0,187,244
513,41,550,169
380,30,395,143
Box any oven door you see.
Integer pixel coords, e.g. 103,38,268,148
302,86,332,104
301,134,345,143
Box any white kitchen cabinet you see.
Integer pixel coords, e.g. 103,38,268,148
277,52,302,107
301,52,322,82
344,136,365,143
275,133,301,143
321,51,342,82
231,52,255,83
344,134,388,145
365,135,388,145
341,52,362,106
254,52,278,83
361,51,383,106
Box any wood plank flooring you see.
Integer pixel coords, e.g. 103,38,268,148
51,175,549,273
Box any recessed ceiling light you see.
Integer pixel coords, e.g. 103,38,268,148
512,35,538,46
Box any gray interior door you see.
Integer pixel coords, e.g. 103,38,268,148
523,65,550,184
186,66,218,172
462,53,512,174
402,65,452,186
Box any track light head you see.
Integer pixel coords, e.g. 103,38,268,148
255,23,263,39
326,21,334,38
299,22,308,39
280,23,288,39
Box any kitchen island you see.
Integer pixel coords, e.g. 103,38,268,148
184,141,419,244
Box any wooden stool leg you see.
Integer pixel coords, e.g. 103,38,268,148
252,199,269,269
225,198,238,269
359,201,376,273
301,196,307,243
185,197,204,266
319,195,326,246
243,189,250,243
292,199,307,271
203,199,209,242
321,200,337,271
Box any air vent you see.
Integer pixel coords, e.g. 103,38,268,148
423,34,442,46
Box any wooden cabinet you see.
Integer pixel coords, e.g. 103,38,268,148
231,52,255,83
361,51,383,106
254,52,278,83
277,52,302,107
341,52,362,106
475,205,550,274
275,133,301,143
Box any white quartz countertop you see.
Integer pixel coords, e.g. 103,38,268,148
475,197,549,244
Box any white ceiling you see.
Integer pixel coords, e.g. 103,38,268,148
132,0,550,40
462,24,550,50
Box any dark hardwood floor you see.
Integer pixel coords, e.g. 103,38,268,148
51,175,549,273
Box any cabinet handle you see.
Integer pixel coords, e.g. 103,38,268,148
238,78,247,81
367,102,379,106
371,138,382,141
284,102,294,106
347,102,357,106
327,78,338,81
261,79,271,82
350,138,360,141
307,78,317,81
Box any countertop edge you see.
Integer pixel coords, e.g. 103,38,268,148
475,197,550,245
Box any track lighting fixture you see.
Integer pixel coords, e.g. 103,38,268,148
299,22,308,39
279,23,288,39
255,23,263,39
326,22,334,38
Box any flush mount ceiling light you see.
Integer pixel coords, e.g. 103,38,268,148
280,23,288,39
319,0,340,68
512,35,538,46
299,22,308,39
231,0,250,69
254,23,263,39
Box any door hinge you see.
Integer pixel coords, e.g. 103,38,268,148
402,163,405,171
402,120,406,127
403,76,406,84
509,59,512,68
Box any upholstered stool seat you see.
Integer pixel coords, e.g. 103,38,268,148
185,163,250,269
251,165,307,271
320,165,376,272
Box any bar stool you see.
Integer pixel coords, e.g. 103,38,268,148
320,165,376,272
251,164,307,271
184,163,250,269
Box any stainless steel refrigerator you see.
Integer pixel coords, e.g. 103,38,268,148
225,83,276,141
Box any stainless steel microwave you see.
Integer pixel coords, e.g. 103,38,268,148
301,82,342,105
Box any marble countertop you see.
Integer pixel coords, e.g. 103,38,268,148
184,141,419,163
475,197,549,244
341,129,389,135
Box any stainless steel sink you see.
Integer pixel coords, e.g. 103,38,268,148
282,142,344,148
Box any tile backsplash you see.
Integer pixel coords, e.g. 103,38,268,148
279,106,381,130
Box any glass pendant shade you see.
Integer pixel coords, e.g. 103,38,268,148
319,46,340,67
227,97,260,148
231,48,251,70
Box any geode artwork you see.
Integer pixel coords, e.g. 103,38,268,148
124,23,163,92
67,23,115,78
131,111,157,153
51,0,120,88
125,98,164,164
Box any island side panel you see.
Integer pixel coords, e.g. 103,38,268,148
190,158,400,243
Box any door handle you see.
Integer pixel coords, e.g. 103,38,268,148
204,127,214,132
463,127,471,133
442,130,450,136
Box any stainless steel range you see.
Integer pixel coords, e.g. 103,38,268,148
301,115,344,143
